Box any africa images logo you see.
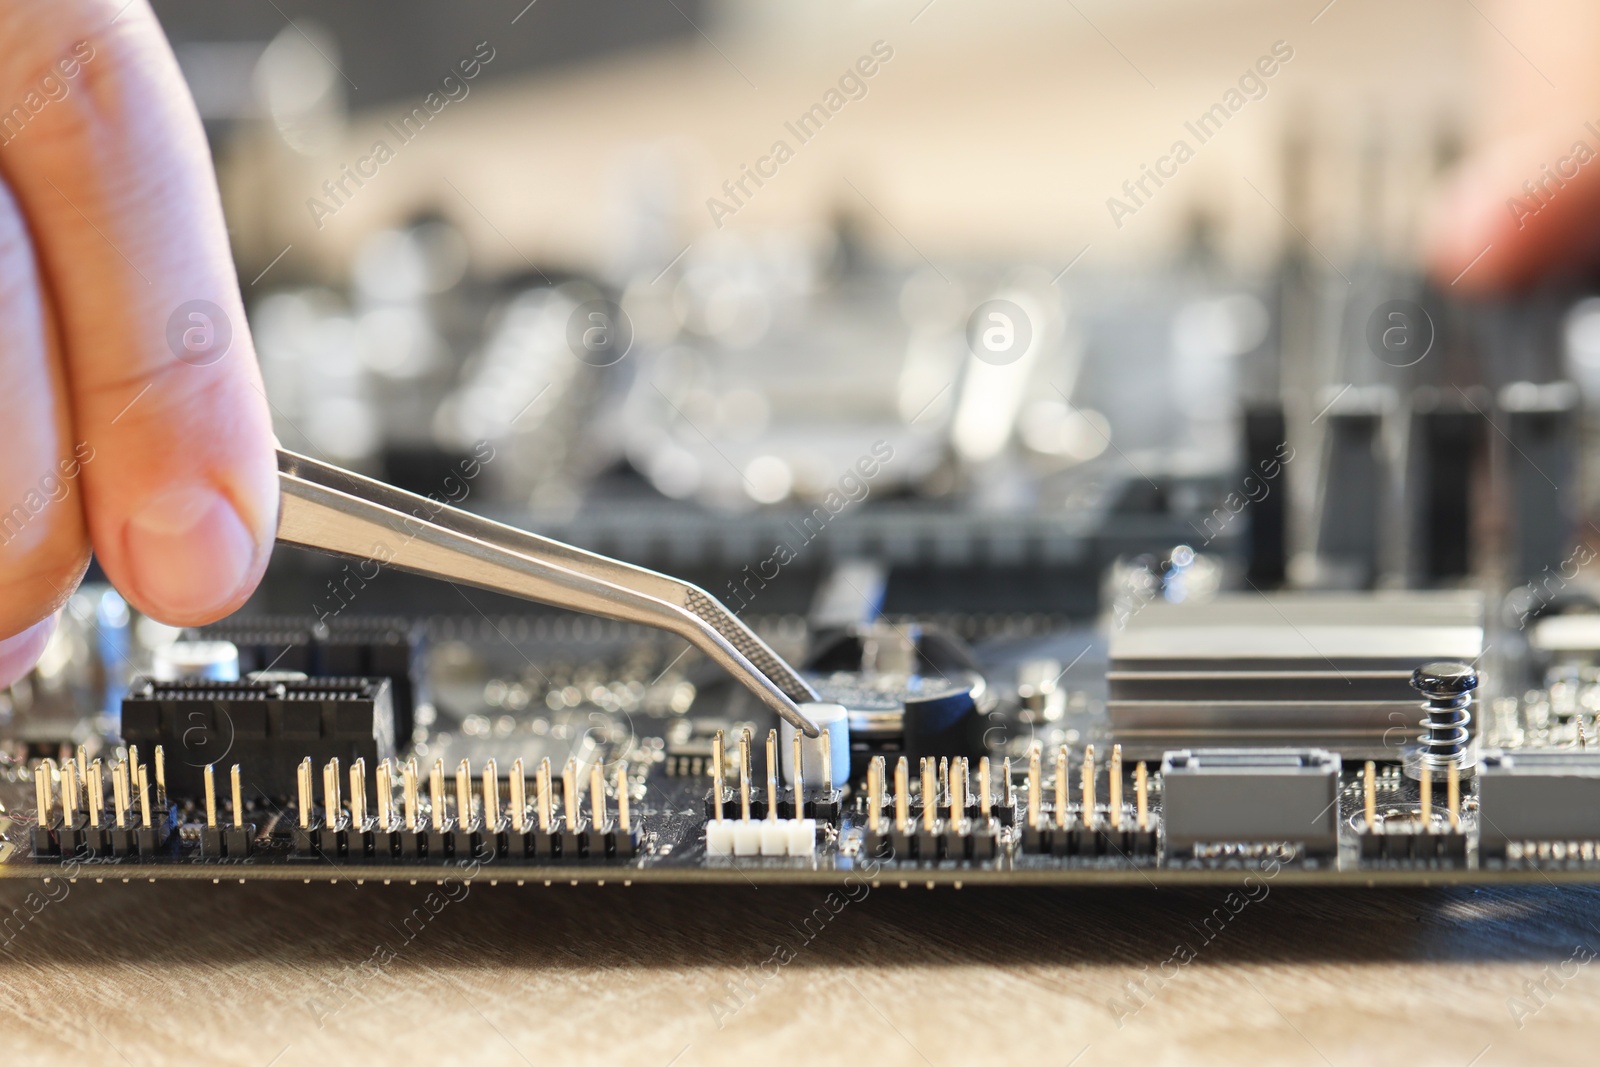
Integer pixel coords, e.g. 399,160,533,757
966,299,1033,366
166,300,233,367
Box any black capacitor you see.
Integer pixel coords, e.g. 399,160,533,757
902,672,984,763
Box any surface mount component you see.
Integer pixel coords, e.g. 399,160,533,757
1477,750,1600,857
1108,591,1483,754
1160,748,1341,857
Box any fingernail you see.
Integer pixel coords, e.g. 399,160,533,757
124,484,256,622
0,615,58,689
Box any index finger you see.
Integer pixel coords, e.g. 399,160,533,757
0,0,277,625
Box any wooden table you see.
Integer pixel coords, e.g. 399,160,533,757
2,875,1596,1066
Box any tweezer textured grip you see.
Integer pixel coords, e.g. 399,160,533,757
684,589,817,704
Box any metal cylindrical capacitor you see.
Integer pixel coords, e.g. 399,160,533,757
781,703,850,789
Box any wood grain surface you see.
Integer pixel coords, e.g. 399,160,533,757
1,875,1596,1066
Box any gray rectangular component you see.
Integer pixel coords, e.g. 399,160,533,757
1477,750,1600,853
1160,748,1341,855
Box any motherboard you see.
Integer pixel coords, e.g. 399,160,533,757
5,569,1599,890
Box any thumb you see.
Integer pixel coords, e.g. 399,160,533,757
1427,130,1600,294
0,614,57,690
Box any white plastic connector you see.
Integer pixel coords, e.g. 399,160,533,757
760,821,788,856
706,818,819,858
705,819,736,856
786,818,817,855
732,821,762,856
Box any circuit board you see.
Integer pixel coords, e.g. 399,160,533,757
6,584,1600,888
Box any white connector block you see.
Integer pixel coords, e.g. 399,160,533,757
786,818,818,855
705,819,736,856
705,818,818,857
760,820,788,856
733,821,762,856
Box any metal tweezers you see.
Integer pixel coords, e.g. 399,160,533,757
275,448,820,736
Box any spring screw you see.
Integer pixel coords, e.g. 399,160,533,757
1411,661,1477,775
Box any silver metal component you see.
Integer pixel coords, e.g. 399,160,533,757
297,758,313,829
325,757,343,828
113,760,129,829
377,759,394,829
616,763,631,834
792,732,804,820
88,759,103,829
1479,750,1600,851
765,731,779,824
1053,746,1069,831
35,759,55,827
203,763,217,829
1161,748,1340,855
349,759,366,827
589,762,607,831
275,448,819,736
429,760,445,832
949,757,966,827
1109,591,1484,755
1405,661,1478,780
979,755,992,819
510,759,525,833
138,764,152,829
894,757,909,834
1109,744,1123,831
868,756,884,834
1017,658,1063,720
403,759,419,832
456,759,473,829
562,759,579,833
711,731,725,821
537,758,553,833
822,730,833,793
63,759,78,824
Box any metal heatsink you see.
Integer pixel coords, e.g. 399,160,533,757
1107,591,1484,757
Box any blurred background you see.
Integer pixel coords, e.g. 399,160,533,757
127,0,1581,621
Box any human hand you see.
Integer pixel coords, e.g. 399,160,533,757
0,0,276,687
1427,0,1600,293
